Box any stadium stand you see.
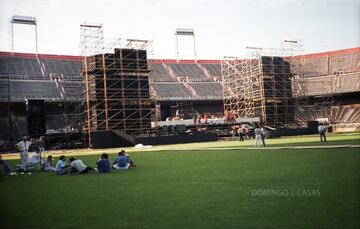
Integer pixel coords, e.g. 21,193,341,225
189,82,223,98
201,63,221,77
0,47,359,141
150,63,176,82
168,63,209,81
152,82,193,99
339,105,360,122
329,52,360,75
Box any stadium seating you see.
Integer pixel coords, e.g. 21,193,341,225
168,64,209,81
63,81,83,99
295,73,360,97
0,56,42,75
301,56,329,77
8,80,61,100
202,64,221,77
150,64,176,82
152,83,192,98
188,82,223,98
41,59,80,76
329,52,360,74
331,105,360,123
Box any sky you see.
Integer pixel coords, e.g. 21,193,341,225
0,0,359,59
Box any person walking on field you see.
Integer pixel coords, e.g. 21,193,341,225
253,125,263,147
260,127,267,147
318,123,327,142
238,127,244,142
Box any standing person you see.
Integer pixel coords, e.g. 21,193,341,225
68,157,93,174
244,126,250,139
238,126,244,142
55,155,71,175
253,125,263,147
260,127,267,147
318,123,327,142
96,153,111,173
175,109,180,119
15,136,32,171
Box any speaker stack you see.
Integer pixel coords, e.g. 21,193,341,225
26,99,46,137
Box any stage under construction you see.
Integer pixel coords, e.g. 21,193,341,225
80,23,154,147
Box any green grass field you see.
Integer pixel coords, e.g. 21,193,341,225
1,133,360,229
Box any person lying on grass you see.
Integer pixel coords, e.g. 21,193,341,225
55,155,72,175
112,150,136,170
68,157,94,174
96,153,111,173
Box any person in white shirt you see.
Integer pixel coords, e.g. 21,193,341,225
68,157,93,174
15,136,32,170
29,151,41,164
318,123,327,142
253,125,263,147
260,127,267,147
43,155,56,172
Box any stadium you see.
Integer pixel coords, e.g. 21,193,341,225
0,1,360,229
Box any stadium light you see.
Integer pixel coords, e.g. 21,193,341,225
174,28,197,61
284,40,298,44
11,15,37,25
175,28,195,36
10,15,38,54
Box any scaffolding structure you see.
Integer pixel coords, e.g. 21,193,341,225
221,57,260,119
222,39,350,128
80,23,154,147
222,45,295,127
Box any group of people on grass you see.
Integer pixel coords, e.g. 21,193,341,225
0,150,136,176
54,150,136,175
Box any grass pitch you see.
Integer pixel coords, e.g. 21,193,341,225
1,133,360,229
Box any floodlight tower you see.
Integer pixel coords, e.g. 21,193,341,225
11,15,38,54
175,28,197,61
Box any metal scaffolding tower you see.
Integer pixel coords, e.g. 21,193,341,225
80,23,154,147
222,45,295,127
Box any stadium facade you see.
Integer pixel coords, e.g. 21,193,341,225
0,47,359,148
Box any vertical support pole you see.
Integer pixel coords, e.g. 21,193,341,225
35,24,38,55
193,33,197,61
102,53,109,130
83,56,92,148
175,34,179,62
11,23,14,53
7,75,14,151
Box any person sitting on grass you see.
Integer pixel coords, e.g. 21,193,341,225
55,155,71,175
43,155,56,172
68,157,93,174
122,150,136,167
29,150,42,165
96,153,111,173
0,155,11,176
112,151,132,170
